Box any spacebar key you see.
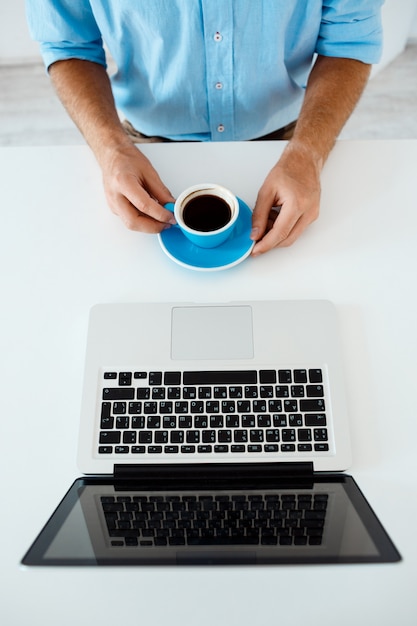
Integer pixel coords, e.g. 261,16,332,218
187,535,259,545
183,371,258,384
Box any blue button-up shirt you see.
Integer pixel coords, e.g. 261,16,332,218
26,0,383,141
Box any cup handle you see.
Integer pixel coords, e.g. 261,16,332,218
164,202,175,213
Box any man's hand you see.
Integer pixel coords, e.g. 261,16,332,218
250,55,372,255
100,142,176,233
49,59,176,232
251,144,321,254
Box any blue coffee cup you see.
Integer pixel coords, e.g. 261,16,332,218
165,183,239,248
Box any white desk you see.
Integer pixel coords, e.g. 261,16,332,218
1,140,416,625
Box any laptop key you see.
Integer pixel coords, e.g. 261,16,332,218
102,387,134,400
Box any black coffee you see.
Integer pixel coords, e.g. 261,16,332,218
182,194,232,232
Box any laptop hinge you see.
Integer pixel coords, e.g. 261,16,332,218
113,462,314,483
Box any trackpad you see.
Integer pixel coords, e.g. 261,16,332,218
171,306,254,360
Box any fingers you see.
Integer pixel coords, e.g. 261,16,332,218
114,174,176,233
102,147,177,233
251,206,309,256
250,154,321,255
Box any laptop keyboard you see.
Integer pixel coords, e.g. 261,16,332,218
97,368,330,457
100,491,329,547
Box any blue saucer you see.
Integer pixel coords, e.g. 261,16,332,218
158,198,254,271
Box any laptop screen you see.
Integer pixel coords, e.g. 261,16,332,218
22,474,400,565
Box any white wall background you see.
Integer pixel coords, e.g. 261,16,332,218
1,0,417,66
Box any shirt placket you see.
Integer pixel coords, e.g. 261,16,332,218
201,0,235,141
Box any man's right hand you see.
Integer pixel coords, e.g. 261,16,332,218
49,59,176,233
100,141,176,233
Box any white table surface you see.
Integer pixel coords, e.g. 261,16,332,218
1,140,416,625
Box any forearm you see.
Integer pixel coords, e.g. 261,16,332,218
49,59,132,166
49,58,175,233
288,55,372,167
251,56,371,253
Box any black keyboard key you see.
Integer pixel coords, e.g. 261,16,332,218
309,369,323,383
294,369,307,383
148,446,163,454
273,414,287,427
233,430,248,443
282,429,296,442
99,431,121,444
257,415,271,427
260,370,277,383
104,372,117,379
289,414,303,427
300,399,325,412
304,413,326,427
164,371,181,385
179,416,192,428
306,385,324,397
284,400,298,412
194,415,208,428
260,386,274,398
100,416,114,429
250,429,264,442
115,446,129,454
314,444,329,452
163,415,177,428
183,371,257,385
139,432,152,443
116,416,129,429
314,428,328,441
242,415,256,427
98,446,113,454
149,372,162,385
245,386,258,398
101,402,111,417
131,416,145,429
210,415,224,428
275,386,289,398
298,428,312,441
171,431,184,444
266,429,280,442
278,370,292,383
132,446,146,453
102,388,135,400
218,430,232,443
119,372,132,386
137,388,150,399
147,415,161,428
291,385,305,398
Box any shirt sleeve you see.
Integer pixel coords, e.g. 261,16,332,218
316,0,384,64
25,0,106,69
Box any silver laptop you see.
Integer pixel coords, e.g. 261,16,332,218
22,300,400,566
78,300,352,475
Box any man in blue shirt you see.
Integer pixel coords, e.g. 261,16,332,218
26,1,383,254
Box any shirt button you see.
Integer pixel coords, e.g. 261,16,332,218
215,82,223,90
217,124,225,133
214,32,223,42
